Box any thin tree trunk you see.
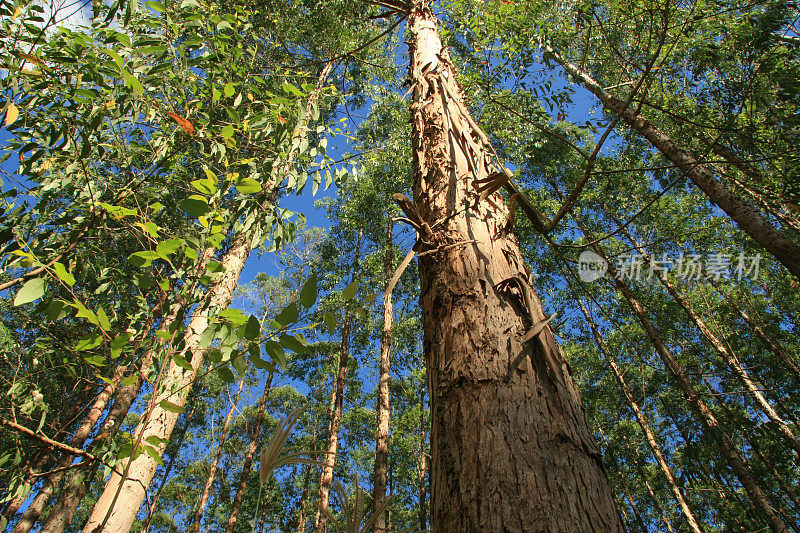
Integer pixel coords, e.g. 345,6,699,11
40,341,159,533
617,225,800,454
640,475,675,533
544,42,800,279
372,220,394,533
575,222,788,532
12,366,124,533
292,465,313,533
187,374,247,533
314,233,362,532
622,488,648,533
406,3,621,530
223,372,274,533
417,386,427,533
578,301,704,533
141,400,197,533
82,61,332,533
1,453,50,524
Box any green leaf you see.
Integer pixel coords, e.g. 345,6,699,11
219,308,248,325
279,334,308,354
224,82,235,97
191,177,216,194
221,124,235,139
145,0,165,11
96,307,112,331
156,238,184,258
128,250,159,268
273,302,298,328
217,366,235,383
14,278,45,306
243,315,260,340
178,196,210,217
120,68,144,94
52,262,75,286
264,341,286,369
342,279,358,301
323,311,336,335
74,333,103,351
299,274,317,308
159,400,185,414
172,354,192,370
236,177,261,194
232,353,246,375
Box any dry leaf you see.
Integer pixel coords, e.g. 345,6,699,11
167,111,195,135
5,102,19,126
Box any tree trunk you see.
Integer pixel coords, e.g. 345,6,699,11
544,42,800,280
1,453,50,524
372,220,394,533
417,386,428,533
12,366,124,533
82,61,332,533
40,342,159,533
575,223,788,532
188,373,247,533
617,225,800,454
406,3,621,530
141,400,197,533
314,264,360,530
292,465,313,533
578,301,704,533
224,372,274,533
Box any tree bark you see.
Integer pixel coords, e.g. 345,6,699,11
544,42,800,280
141,400,197,533
187,374,247,533
12,366,124,533
372,220,394,533
224,372,274,533
578,301,704,533
406,3,621,531
417,386,428,533
314,233,362,532
81,61,332,533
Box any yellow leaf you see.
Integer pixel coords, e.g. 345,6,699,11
4,102,18,126
12,5,22,18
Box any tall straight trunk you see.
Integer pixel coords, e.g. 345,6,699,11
617,225,800,454
622,488,648,533
406,3,621,530
640,475,675,533
40,341,160,533
292,465,313,533
544,42,800,279
314,232,362,532
704,274,800,377
1,454,50,524
188,374,247,533
224,372,274,533
141,400,196,533
371,220,394,533
574,222,788,532
82,62,332,533
83,234,251,533
417,386,427,533
12,366,124,533
578,301,704,533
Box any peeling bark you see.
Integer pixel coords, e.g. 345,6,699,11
407,3,621,530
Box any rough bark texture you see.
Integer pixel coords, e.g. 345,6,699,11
417,386,428,533
372,220,394,533
223,372,274,533
545,42,800,280
407,4,621,531
579,302,703,533
12,367,123,533
188,374,246,533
